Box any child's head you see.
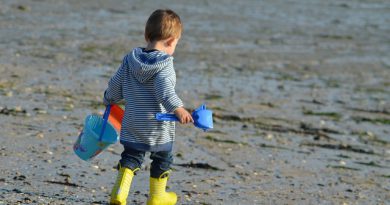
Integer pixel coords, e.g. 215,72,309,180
145,9,182,55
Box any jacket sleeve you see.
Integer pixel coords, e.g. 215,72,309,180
103,56,126,105
153,69,184,113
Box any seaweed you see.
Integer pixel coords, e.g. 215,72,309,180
209,106,227,111
354,86,388,94
352,131,389,145
214,113,339,140
204,94,223,100
354,161,387,168
345,107,390,115
175,162,223,171
214,113,244,121
259,143,289,150
336,154,350,159
88,100,104,110
205,135,247,145
327,165,360,171
352,117,390,125
277,72,300,81
299,99,326,105
256,122,336,140
301,142,377,155
303,109,342,121
16,5,30,11
44,180,83,188
0,107,27,116
325,79,341,88
317,34,353,40
0,81,14,90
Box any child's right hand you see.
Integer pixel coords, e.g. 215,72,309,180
174,107,194,124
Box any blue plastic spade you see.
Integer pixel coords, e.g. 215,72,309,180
156,104,213,131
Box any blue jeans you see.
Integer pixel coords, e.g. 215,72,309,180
119,146,173,178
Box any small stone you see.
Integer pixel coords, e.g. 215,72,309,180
37,133,44,138
14,106,23,112
366,131,374,137
339,160,346,166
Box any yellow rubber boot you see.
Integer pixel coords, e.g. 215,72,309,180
147,171,177,205
110,166,139,205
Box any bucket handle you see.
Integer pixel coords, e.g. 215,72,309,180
99,105,111,141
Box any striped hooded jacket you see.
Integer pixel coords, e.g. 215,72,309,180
103,47,183,152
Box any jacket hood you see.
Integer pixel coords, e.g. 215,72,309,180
127,47,173,83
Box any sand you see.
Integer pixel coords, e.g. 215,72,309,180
0,0,389,204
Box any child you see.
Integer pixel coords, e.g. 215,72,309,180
103,9,193,205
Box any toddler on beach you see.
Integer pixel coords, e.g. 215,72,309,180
103,9,193,205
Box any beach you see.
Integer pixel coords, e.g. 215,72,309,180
0,0,389,204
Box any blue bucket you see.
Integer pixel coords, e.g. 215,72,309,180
73,106,119,161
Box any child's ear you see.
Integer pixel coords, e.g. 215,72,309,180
165,37,175,47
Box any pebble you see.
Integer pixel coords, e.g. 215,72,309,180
184,195,191,201
14,106,23,112
366,131,374,137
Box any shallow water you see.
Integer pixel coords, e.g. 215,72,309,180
0,0,389,204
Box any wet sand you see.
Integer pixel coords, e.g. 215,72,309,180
0,0,389,204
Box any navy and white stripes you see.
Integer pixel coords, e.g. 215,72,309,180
103,47,183,152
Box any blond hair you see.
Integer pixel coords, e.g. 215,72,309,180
145,9,182,42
